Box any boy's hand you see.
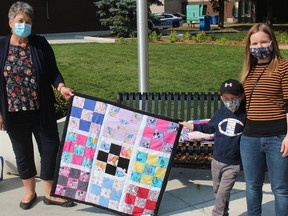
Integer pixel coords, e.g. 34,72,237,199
179,121,194,131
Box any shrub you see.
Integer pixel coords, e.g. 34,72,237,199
278,33,288,43
181,31,192,41
118,37,127,44
216,37,227,44
129,33,137,44
193,31,207,43
149,31,162,42
167,30,178,43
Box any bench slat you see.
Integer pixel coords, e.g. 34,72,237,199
117,92,221,120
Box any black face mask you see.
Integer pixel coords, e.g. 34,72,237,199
250,45,273,59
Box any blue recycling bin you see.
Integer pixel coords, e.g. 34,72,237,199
199,15,211,31
211,15,219,25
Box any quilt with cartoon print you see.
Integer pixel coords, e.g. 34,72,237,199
51,93,182,216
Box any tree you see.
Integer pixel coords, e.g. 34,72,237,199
252,0,273,25
94,0,162,37
209,0,228,29
265,0,273,25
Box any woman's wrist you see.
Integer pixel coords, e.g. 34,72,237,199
57,85,65,92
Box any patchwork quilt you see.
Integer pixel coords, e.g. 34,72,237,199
51,93,182,215
179,119,214,144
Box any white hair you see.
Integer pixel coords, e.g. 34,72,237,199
8,1,34,21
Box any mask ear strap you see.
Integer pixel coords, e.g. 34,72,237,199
246,65,268,113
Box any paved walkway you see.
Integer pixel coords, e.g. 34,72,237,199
42,31,288,49
0,168,274,216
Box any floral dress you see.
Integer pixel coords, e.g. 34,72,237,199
3,44,39,112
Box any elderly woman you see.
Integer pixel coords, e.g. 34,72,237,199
0,1,74,209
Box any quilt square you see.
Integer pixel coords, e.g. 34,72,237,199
82,157,93,169
94,101,107,114
81,109,94,122
78,181,89,191
133,161,145,173
135,151,148,163
75,134,88,146
57,175,69,186
87,176,124,209
72,96,85,108
140,174,153,185
70,106,82,119
75,190,86,201
90,184,102,195
74,144,85,157
135,197,146,208
146,154,159,166
137,187,149,199
132,206,145,215
145,199,157,210
79,119,91,132
68,116,80,130
106,164,117,175
97,151,108,162
92,112,105,124
120,146,132,159
155,119,169,131
64,187,77,197
110,143,121,155
143,164,156,176
84,147,95,159
118,157,129,170
72,155,83,165
83,98,96,111
154,167,166,179
146,117,157,128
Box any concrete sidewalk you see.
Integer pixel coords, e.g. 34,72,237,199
41,30,288,50
0,168,274,216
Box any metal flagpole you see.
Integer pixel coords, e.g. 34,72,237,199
136,0,149,110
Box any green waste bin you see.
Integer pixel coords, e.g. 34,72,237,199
199,15,210,31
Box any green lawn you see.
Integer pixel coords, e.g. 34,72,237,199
52,43,288,102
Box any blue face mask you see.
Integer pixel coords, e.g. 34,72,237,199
13,23,32,38
250,45,273,59
222,98,242,113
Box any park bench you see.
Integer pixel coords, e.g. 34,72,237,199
117,92,223,168
188,20,199,28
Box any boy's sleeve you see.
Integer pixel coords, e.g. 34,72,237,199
193,113,217,134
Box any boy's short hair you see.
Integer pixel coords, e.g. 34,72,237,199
220,79,244,96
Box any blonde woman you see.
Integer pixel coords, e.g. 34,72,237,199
240,23,288,216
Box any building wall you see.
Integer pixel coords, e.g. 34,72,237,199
164,0,183,13
150,0,165,13
153,0,288,23
151,0,236,23
255,0,288,23
186,0,235,23
0,0,106,36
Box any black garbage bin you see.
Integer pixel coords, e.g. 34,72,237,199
199,15,211,31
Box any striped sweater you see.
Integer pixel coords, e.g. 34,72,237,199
243,59,288,136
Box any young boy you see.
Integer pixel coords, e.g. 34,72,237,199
180,79,246,216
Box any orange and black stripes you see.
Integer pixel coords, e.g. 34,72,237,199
244,59,288,121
